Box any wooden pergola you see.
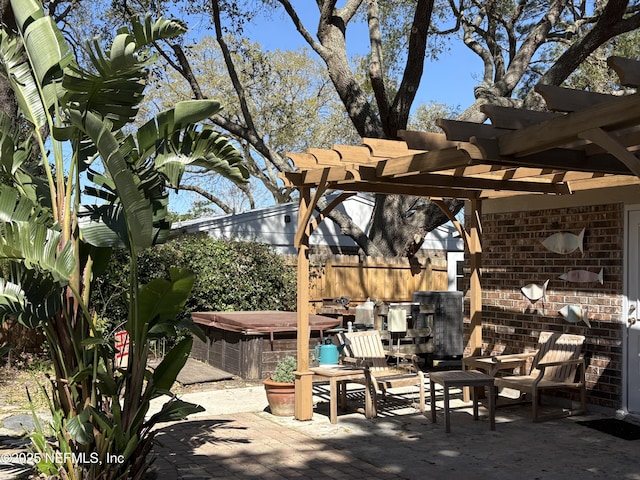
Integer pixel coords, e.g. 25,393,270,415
280,56,640,421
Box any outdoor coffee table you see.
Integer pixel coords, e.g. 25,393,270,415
429,370,495,433
310,366,373,424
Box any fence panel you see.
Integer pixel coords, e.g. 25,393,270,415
308,255,449,308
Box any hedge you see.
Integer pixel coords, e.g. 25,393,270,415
91,235,297,333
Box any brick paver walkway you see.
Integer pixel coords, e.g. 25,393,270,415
151,412,405,479
149,399,640,480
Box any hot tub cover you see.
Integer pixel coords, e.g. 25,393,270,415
191,311,340,334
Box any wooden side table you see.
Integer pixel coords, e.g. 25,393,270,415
310,366,373,424
461,355,527,401
429,370,496,433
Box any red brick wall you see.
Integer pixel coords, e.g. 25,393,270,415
464,203,624,410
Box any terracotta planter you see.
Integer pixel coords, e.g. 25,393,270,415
263,379,295,416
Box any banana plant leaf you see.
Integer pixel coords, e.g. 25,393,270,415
62,15,188,133
68,109,153,251
136,267,195,329
0,185,75,284
150,336,192,393
66,408,94,445
7,0,73,129
0,274,62,328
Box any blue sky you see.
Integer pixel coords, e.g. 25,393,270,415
245,6,480,111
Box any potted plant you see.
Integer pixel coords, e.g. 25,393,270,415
264,356,297,416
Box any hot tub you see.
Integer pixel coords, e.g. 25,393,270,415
191,311,340,380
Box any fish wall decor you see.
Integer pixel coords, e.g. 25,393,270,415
541,228,585,255
559,305,591,328
521,279,549,307
559,268,604,285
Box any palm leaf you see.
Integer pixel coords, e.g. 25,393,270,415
66,408,94,445
0,30,48,130
10,0,44,30
137,267,194,329
77,205,129,248
62,16,186,133
0,222,75,284
137,102,247,188
63,58,146,131
137,100,223,154
170,127,248,184
23,15,73,85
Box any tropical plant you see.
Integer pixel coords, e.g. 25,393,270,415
0,0,247,478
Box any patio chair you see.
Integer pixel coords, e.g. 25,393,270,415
337,330,426,416
485,331,587,422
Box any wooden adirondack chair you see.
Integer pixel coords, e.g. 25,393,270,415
338,330,426,415
490,331,587,422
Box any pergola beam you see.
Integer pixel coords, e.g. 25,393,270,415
498,93,640,157
608,56,640,88
578,127,640,179
375,148,475,176
535,84,614,112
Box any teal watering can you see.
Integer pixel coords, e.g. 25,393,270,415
314,337,344,366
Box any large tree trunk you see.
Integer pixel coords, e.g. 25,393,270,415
367,195,463,258
309,1,448,257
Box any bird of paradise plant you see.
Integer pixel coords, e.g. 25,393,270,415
0,0,248,478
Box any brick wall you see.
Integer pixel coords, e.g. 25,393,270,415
464,202,624,410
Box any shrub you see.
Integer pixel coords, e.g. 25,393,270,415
92,235,297,333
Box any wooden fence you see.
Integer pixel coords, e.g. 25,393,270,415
304,254,449,309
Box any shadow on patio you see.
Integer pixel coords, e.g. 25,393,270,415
149,384,640,480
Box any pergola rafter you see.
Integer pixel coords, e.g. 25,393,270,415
281,56,640,421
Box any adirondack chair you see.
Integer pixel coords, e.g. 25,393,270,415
337,330,426,415
489,331,587,422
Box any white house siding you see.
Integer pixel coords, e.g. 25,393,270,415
172,195,463,258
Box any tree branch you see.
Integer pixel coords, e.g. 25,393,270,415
179,184,234,214
389,0,435,135
171,43,206,99
494,0,569,96
367,0,390,134
211,1,258,134
536,0,638,88
279,0,382,137
317,196,384,257
278,0,330,57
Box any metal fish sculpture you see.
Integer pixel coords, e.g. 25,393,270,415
541,228,585,255
559,305,591,328
559,268,604,285
521,279,549,303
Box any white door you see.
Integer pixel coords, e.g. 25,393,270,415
626,209,640,414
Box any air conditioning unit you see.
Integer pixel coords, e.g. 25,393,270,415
412,291,463,359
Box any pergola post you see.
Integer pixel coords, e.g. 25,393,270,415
432,198,484,356
294,188,314,421
469,198,483,357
